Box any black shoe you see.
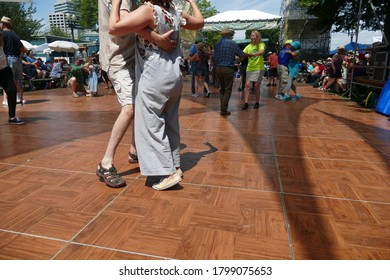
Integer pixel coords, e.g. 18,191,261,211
128,151,138,163
220,111,231,116
8,117,25,125
272,83,277,86
266,83,271,87
253,103,259,109
242,103,249,110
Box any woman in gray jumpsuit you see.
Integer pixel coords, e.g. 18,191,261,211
109,0,204,190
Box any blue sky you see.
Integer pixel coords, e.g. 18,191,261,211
32,0,381,50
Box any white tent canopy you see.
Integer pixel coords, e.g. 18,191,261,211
203,10,281,32
21,40,36,50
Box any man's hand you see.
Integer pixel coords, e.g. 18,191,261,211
155,30,177,52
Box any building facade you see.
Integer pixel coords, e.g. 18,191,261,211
49,0,81,39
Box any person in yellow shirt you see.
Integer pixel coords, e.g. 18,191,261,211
242,31,266,109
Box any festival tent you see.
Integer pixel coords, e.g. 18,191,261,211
203,10,281,32
329,42,371,55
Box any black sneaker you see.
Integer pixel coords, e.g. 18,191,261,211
253,102,260,109
242,103,249,110
9,117,25,125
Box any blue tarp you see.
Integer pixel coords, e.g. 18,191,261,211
376,79,390,116
329,42,371,55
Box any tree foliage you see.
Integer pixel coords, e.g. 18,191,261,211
298,0,390,41
196,0,219,47
0,2,43,40
72,0,99,29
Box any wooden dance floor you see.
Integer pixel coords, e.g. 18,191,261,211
0,77,389,260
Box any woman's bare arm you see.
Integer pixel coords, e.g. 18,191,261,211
109,0,154,36
182,0,204,30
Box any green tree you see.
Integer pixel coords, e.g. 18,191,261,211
298,0,390,42
197,0,219,47
48,26,68,37
72,0,98,29
0,2,43,40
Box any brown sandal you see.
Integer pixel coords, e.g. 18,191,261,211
96,162,126,188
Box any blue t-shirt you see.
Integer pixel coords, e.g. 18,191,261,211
278,47,291,66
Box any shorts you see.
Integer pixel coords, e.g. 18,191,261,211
246,70,265,82
7,56,23,80
108,67,135,106
269,67,277,77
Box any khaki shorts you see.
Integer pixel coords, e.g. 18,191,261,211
246,70,265,82
108,67,135,106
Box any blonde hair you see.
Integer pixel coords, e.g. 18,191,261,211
251,31,262,44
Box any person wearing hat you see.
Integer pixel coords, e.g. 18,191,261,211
1,16,27,106
214,27,250,115
0,28,24,124
276,39,293,100
321,45,346,92
188,38,210,97
286,41,302,100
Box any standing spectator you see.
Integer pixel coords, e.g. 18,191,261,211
275,39,292,100
214,28,248,115
85,57,98,97
108,0,204,190
241,31,265,110
194,42,211,97
0,29,24,124
238,56,248,95
0,16,27,105
266,51,278,86
188,38,201,97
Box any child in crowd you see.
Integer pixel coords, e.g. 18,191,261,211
85,57,98,97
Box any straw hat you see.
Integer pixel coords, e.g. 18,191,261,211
1,16,12,25
316,60,323,64
220,28,232,35
337,45,346,53
284,39,293,46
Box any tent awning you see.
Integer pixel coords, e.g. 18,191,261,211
203,10,281,32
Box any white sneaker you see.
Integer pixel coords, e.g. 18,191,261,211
2,101,7,106
152,173,182,191
176,168,183,177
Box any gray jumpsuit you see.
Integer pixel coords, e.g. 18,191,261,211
135,2,185,176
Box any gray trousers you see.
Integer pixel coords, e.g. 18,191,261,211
135,74,183,176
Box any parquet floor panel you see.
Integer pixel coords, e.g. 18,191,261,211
0,79,389,260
